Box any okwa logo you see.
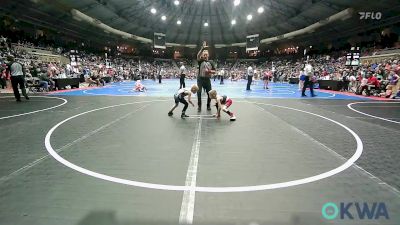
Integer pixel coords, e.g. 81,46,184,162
321,202,389,220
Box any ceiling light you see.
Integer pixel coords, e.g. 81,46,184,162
247,14,252,20
161,15,166,21
174,0,180,5
150,8,156,14
231,19,236,25
257,7,264,13
233,0,240,6
177,20,181,25
204,22,209,27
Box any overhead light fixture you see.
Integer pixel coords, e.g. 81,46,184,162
150,8,156,14
257,7,264,13
231,19,236,25
204,22,209,27
174,0,180,5
233,0,240,6
247,14,252,21
177,20,181,25
161,15,166,21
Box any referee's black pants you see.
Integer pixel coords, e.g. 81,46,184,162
246,76,252,90
180,74,185,88
197,77,212,109
11,75,28,101
0,77,6,89
302,76,314,96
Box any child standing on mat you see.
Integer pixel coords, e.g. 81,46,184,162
208,89,236,121
168,84,199,118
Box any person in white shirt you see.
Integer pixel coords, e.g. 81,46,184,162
168,84,199,118
246,65,254,91
6,55,29,102
302,63,316,97
158,67,164,84
179,63,186,88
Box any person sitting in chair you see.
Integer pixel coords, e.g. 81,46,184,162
385,71,399,99
359,73,379,96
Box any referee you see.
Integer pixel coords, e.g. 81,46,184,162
197,41,215,112
179,63,186,88
301,62,316,97
246,64,254,91
6,55,29,102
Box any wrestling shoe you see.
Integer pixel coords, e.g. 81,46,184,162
168,112,173,116
181,113,189,118
230,115,236,121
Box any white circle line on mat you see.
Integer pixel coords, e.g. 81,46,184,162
347,101,400,124
45,100,363,192
0,96,68,120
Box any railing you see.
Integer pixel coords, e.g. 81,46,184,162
373,47,400,55
360,53,400,64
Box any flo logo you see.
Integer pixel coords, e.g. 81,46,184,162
359,12,382,20
321,202,389,220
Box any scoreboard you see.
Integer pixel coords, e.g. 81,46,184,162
154,32,166,49
246,34,259,51
69,50,81,66
345,47,360,66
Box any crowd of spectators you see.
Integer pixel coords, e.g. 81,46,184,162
0,32,399,98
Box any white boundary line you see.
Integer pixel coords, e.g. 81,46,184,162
347,102,400,124
254,103,400,197
0,104,149,184
186,115,215,120
0,96,68,120
44,100,363,192
179,117,202,224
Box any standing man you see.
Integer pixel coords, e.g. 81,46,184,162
179,62,186,88
6,55,29,102
302,62,316,97
197,41,215,112
220,68,225,85
158,67,164,84
246,64,254,91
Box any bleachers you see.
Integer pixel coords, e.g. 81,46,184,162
11,43,68,64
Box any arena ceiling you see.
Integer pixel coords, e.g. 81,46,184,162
1,0,400,48
63,0,359,45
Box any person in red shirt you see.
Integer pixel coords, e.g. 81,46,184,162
359,73,379,96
